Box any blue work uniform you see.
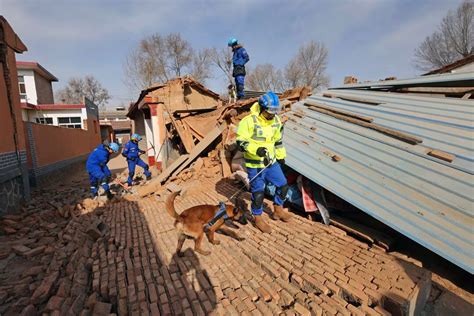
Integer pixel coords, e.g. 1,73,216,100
86,144,112,196
122,140,151,185
232,45,249,99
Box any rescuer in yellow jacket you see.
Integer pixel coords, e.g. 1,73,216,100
236,91,292,233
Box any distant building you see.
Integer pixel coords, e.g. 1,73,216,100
99,107,132,145
17,61,99,130
17,61,58,105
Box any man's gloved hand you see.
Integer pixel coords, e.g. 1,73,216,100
277,159,285,165
256,147,268,157
105,175,112,183
139,150,145,155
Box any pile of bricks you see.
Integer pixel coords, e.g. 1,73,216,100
0,174,433,315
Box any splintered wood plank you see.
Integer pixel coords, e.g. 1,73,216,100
427,149,455,162
323,93,382,105
305,100,374,123
305,103,423,145
171,125,225,177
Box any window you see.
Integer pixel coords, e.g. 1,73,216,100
35,117,53,125
58,117,82,129
18,76,27,100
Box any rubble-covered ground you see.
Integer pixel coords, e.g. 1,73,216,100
0,167,472,316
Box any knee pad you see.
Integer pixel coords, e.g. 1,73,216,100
252,191,265,210
279,184,289,200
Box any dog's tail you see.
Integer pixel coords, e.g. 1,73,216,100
165,191,180,219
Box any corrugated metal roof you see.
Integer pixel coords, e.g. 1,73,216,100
333,72,474,89
283,91,474,273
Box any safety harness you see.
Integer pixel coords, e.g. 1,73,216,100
205,202,229,230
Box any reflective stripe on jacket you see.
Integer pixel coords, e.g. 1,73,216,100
236,102,286,168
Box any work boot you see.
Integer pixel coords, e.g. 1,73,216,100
273,205,292,222
254,215,272,233
146,175,152,181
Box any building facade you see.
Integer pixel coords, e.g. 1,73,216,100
17,61,58,105
0,16,30,213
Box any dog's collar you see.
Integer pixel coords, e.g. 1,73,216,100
205,202,229,229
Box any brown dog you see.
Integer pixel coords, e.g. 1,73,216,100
166,191,245,256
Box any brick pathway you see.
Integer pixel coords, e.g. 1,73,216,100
0,175,436,315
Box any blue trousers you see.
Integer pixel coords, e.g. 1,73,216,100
234,75,245,98
247,162,287,215
127,158,151,185
88,171,110,196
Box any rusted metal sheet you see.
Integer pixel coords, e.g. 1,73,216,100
283,91,474,273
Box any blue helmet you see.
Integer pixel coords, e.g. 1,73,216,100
228,37,238,47
258,91,281,114
131,133,142,142
109,142,119,153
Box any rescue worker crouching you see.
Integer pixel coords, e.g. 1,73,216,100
86,142,119,200
123,134,152,186
236,91,292,234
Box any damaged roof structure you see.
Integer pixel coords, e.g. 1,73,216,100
283,72,474,273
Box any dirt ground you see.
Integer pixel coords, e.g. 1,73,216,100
0,168,472,315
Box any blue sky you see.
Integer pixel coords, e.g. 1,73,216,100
2,0,463,107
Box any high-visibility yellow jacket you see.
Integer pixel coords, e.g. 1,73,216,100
236,102,286,168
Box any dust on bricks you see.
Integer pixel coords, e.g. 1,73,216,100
0,174,440,315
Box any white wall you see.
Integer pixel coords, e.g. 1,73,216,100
18,69,37,105
24,109,87,129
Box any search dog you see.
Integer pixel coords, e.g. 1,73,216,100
166,191,245,256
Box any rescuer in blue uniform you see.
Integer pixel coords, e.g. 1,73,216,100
86,142,119,199
228,37,250,100
123,133,152,186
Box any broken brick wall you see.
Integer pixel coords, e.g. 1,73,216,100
0,17,30,213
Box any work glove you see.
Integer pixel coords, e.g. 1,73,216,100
277,159,285,165
256,147,268,158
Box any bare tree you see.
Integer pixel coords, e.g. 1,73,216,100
166,33,193,77
414,0,473,71
124,32,199,93
284,40,329,91
56,75,110,107
246,64,285,92
209,48,233,84
189,48,212,84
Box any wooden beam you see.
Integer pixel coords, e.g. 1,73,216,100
137,154,190,197
171,125,225,177
323,93,382,105
174,106,217,114
305,100,374,123
305,103,423,145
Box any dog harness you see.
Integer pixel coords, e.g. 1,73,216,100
205,202,229,230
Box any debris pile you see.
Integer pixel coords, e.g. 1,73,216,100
137,86,312,198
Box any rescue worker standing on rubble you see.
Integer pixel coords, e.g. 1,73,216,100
236,91,292,233
86,142,119,200
228,37,249,100
123,133,152,187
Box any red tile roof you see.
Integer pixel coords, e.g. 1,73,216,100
21,102,85,110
